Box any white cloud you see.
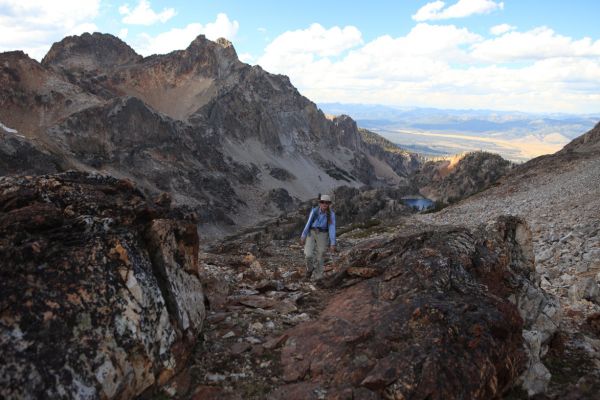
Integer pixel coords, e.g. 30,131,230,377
256,22,600,114
490,23,515,35
132,13,239,56
203,13,239,41
0,0,100,60
413,0,504,21
119,0,175,25
258,23,363,73
259,23,479,83
118,28,129,39
262,23,362,58
412,1,445,22
239,53,254,63
471,27,600,62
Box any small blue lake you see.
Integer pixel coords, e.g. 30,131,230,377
403,198,434,211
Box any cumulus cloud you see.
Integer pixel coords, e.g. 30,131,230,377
259,23,479,84
0,0,100,60
471,26,600,62
203,13,239,41
132,13,239,56
258,23,363,74
263,23,362,57
119,0,175,25
413,0,504,21
256,22,600,113
490,23,515,35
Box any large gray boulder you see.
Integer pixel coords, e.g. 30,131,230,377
0,172,205,399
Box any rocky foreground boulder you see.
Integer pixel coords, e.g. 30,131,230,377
271,217,557,399
0,172,205,399
172,214,559,399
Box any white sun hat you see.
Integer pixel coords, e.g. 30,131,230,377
320,194,332,203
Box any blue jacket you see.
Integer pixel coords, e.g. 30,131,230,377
301,207,336,245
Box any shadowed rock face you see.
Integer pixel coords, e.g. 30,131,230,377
0,172,204,399
277,217,543,399
0,129,62,175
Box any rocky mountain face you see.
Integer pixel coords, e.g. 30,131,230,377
0,33,425,235
413,151,512,204
418,122,600,398
560,121,600,154
359,128,423,185
1,33,513,235
0,172,204,399
0,127,63,175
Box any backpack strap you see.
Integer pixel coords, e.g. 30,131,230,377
308,207,318,228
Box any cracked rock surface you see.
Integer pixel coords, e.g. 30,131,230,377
0,171,204,399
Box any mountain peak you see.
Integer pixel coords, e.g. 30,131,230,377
185,34,239,63
216,37,234,49
42,32,141,71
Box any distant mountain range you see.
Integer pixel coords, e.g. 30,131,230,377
319,103,599,161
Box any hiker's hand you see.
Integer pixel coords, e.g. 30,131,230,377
300,237,305,245
330,245,336,253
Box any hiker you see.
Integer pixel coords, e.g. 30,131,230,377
300,194,336,280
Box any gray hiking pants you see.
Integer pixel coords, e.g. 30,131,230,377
304,230,329,279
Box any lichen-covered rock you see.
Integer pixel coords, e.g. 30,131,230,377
479,218,560,396
0,171,205,399
277,216,549,399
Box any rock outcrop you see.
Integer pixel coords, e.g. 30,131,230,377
43,32,142,74
0,51,102,137
0,172,204,399
275,217,548,399
359,128,423,184
172,215,556,399
561,121,600,154
414,151,511,204
0,127,62,175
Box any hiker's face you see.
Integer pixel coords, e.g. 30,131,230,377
319,201,330,211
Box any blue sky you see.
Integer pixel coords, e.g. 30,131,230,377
2,0,600,113
119,1,599,57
